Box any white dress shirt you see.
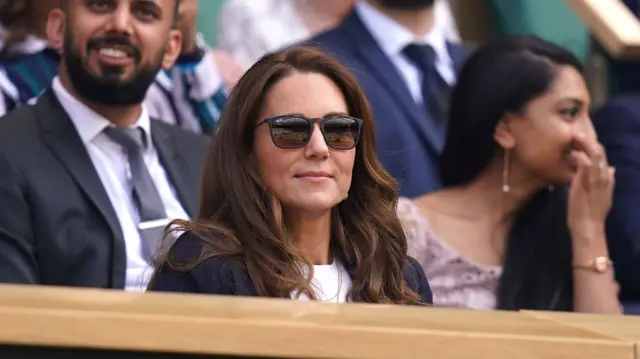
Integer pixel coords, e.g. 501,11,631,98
356,1,456,105
51,77,189,292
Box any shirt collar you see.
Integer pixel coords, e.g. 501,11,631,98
51,76,152,148
355,1,450,66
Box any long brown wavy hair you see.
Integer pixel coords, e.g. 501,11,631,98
152,45,422,304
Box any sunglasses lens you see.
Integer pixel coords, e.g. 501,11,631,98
270,117,310,148
323,117,360,149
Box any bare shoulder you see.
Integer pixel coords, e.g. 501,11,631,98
397,195,437,260
409,192,448,218
401,190,462,241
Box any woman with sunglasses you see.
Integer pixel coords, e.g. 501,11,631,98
147,46,432,305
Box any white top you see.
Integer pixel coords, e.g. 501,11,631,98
356,1,456,105
293,260,352,303
218,0,308,68
51,77,189,292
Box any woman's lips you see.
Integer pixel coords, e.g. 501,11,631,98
294,171,332,182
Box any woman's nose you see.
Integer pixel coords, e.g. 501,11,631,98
304,124,329,158
577,117,598,142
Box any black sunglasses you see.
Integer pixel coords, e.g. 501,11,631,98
255,115,364,150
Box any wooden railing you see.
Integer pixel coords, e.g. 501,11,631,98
0,285,638,358
566,0,640,59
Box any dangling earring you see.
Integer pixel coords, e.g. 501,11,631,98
344,192,349,200
502,149,511,194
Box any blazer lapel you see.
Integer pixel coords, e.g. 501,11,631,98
151,123,198,218
340,10,442,156
35,90,126,286
447,42,469,74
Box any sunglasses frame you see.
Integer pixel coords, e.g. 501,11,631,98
255,115,364,150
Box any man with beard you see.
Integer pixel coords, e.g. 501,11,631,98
306,0,468,198
0,0,207,291
0,0,242,134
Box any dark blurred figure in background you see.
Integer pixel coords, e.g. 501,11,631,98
0,0,243,134
306,0,467,198
596,0,640,96
592,94,640,314
398,35,621,314
218,0,461,68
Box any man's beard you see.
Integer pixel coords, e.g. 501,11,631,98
63,29,164,106
376,0,435,10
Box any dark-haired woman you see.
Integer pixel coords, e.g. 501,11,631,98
398,35,621,313
148,45,432,305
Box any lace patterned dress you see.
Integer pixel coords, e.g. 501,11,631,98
398,197,503,310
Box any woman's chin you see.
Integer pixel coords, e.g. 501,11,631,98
288,193,344,214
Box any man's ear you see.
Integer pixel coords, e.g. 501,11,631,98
46,8,66,51
493,112,517,150
161,29,183,70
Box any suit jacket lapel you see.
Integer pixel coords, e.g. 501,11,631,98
151,123,198,218
447,42,469,74
340,10,442,156
35,90,125,287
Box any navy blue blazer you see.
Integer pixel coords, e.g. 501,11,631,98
593,95,640,302
149,231,433,304
305,10,468,198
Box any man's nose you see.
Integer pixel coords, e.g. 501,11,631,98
103,5,134,36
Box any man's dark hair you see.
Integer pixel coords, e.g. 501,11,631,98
0,0,30,58
173,0,180,27
61,0,180,26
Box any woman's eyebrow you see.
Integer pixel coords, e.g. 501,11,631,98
558,97,584,106
323,112,349,118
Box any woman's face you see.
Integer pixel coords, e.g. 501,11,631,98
253,71,356,215
505,65,594,184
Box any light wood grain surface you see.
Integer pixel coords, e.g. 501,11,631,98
0,284,636,358
565,0,640,59
523,310,640,359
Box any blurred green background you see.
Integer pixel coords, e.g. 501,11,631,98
197,0,589,61
196,0,228,46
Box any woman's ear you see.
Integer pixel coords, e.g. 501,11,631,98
494,113,517,150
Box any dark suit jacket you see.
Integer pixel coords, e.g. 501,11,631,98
149,231,434,304
306,10,468,198
593,95,640,301
0,90,208,288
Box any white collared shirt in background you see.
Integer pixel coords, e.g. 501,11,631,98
356,1,457,105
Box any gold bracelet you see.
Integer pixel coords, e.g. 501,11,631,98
572,256,613,273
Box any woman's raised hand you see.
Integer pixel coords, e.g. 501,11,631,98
566,134,615,239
